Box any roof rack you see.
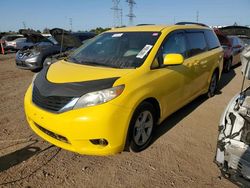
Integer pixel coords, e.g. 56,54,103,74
136,24,155,26
175,22,208,27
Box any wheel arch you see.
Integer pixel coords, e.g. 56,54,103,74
123,96,161,151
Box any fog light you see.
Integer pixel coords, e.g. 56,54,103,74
90,139,108,146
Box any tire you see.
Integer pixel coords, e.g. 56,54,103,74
207,71,218,98
128,102,156,152
223,59,232,73
31,68,42,73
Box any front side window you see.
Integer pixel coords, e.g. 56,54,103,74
68,32,160,69
162,32,187,58
186,32,207,57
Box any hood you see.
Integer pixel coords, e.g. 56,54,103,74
19,29,52,44
50,28,82,48
46,60,134,83
220,26,250,37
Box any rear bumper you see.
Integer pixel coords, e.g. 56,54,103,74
24,86,133,155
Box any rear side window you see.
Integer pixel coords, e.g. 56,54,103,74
186,32,207,57
204,30,220,50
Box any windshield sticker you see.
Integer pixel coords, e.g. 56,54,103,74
136,45,153,59
152,33,159,36
112,33,123,37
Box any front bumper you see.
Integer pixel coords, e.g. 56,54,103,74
16,54,41,70
4,45,16,51
24,86,132,155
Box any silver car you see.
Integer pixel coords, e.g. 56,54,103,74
1,34,23,51
15,37,34,50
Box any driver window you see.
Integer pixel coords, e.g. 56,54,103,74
162,32,187,58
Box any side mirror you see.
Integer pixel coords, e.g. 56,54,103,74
163,54,184,66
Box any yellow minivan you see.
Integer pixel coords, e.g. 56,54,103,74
24,23,223,155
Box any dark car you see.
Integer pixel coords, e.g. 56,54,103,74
214,29,233,72
228,35,244,66
15,28,96,72
214,29,244,72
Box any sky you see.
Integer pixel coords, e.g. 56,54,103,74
0,0,249,32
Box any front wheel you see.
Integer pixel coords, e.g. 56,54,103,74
207,71,218,98
128,102,156,152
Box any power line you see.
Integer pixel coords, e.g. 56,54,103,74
126,0,136,26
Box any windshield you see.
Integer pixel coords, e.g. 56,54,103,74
67,32,160,68
47,36,58,44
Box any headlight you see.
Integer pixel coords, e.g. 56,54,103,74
73,85,125,109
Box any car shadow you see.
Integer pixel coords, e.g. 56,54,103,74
150,68,237,148
217,69,236,92
0,140,41,172
151,95,207,145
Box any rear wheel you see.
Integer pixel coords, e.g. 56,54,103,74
207,71,218,98
224,59,232,73
128,102,156,152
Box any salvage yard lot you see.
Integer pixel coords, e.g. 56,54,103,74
0,53,244,187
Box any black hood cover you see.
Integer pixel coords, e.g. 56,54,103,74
220,26,250,37
33,66,119,97
19,29,52,44
50,28,82,49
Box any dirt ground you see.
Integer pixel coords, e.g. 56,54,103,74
0,53,244,188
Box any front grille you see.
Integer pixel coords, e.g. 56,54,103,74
35,122,69,144
32,86,74,112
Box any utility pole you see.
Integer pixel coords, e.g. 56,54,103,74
196,11,199,23
69,18,73,31
126,0,136,26
111,0,122,27
22,21,26,29
120,9,123,27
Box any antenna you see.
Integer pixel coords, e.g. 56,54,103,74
126,0,136,26
111,0,122,27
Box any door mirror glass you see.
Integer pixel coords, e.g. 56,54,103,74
163,54,184,65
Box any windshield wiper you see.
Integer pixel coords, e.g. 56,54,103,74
66,57,79,64
80,61,119,68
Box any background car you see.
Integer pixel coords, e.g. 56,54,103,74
14,37,34,50
0,34,23,52
214,29,234,72
238,35,250,47
16,28,96,72
228,35,244,66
